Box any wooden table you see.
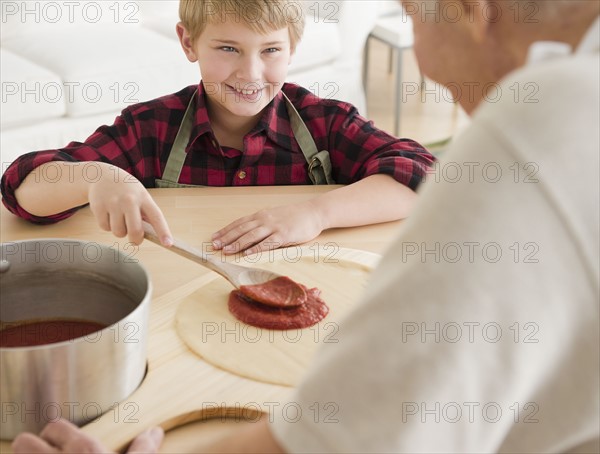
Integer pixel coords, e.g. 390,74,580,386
0,186,403,451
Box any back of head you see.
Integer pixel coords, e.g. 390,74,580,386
179,0,305,50
522,0,593,15
504,0,599,25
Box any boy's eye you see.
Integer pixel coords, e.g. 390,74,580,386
220,46,237,53
264,48,280,54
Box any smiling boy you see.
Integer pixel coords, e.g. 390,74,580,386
1,0,434,254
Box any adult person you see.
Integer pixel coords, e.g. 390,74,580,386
12,0,600,452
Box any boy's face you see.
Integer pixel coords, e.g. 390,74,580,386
181,19,292,122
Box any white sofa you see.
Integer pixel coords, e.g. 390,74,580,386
0,0,384,167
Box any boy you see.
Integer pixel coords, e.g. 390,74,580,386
1,0,434,254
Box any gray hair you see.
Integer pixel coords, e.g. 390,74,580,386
520,0,594,15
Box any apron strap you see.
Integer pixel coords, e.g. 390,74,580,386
159,89,335,186
159,90,197,184
282,92,335,185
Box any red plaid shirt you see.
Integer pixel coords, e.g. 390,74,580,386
1,83,435,223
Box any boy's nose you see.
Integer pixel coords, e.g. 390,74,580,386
235,55,263,85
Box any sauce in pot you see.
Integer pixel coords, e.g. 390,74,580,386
0,320,107,347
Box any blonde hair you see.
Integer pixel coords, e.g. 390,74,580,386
179,0,305,50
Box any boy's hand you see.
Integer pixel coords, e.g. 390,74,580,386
88,165,173,246
11,419,164,453
212,202,325,255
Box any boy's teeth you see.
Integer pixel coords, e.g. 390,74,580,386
235,88,259,95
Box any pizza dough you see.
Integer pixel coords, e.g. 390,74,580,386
175,247,379,386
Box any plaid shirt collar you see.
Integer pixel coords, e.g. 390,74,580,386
189,82,293,150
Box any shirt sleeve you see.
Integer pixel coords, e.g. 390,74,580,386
326,104,435,189
1,108,147,224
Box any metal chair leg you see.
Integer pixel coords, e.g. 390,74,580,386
394,49,403,136
363,36,371,92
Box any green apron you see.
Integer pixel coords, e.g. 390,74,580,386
155,90,335,188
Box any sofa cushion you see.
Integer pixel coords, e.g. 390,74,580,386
0,49,66,129
1,110,121,165
2,26,200,118
289,19,341,75
0,0,141,41
138,0,180,39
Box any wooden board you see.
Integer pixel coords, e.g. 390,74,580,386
0,247,380,452
159,413,264,453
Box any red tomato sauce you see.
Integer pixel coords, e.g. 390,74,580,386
229,282,329,330
239,276,307,308
0,320,106,347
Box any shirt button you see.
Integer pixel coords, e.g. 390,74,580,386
238,171,247,180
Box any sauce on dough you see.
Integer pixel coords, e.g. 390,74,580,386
229,284,328,330
239,276,307,308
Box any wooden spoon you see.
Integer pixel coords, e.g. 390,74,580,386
142,221,282,288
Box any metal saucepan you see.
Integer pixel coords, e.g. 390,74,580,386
0,239,151,440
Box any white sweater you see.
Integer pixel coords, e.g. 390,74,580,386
271,18,600,454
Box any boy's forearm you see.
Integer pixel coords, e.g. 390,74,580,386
14,162,116,217
309,174,417,230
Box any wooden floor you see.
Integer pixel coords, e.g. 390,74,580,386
364,38,470,147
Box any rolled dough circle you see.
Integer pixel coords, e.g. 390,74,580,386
175,247,379,386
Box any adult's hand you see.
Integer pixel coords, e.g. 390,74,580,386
11,419,164,454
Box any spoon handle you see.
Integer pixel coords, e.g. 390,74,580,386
142,221,242,288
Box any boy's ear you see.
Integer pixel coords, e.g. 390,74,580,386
176,22,199,63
